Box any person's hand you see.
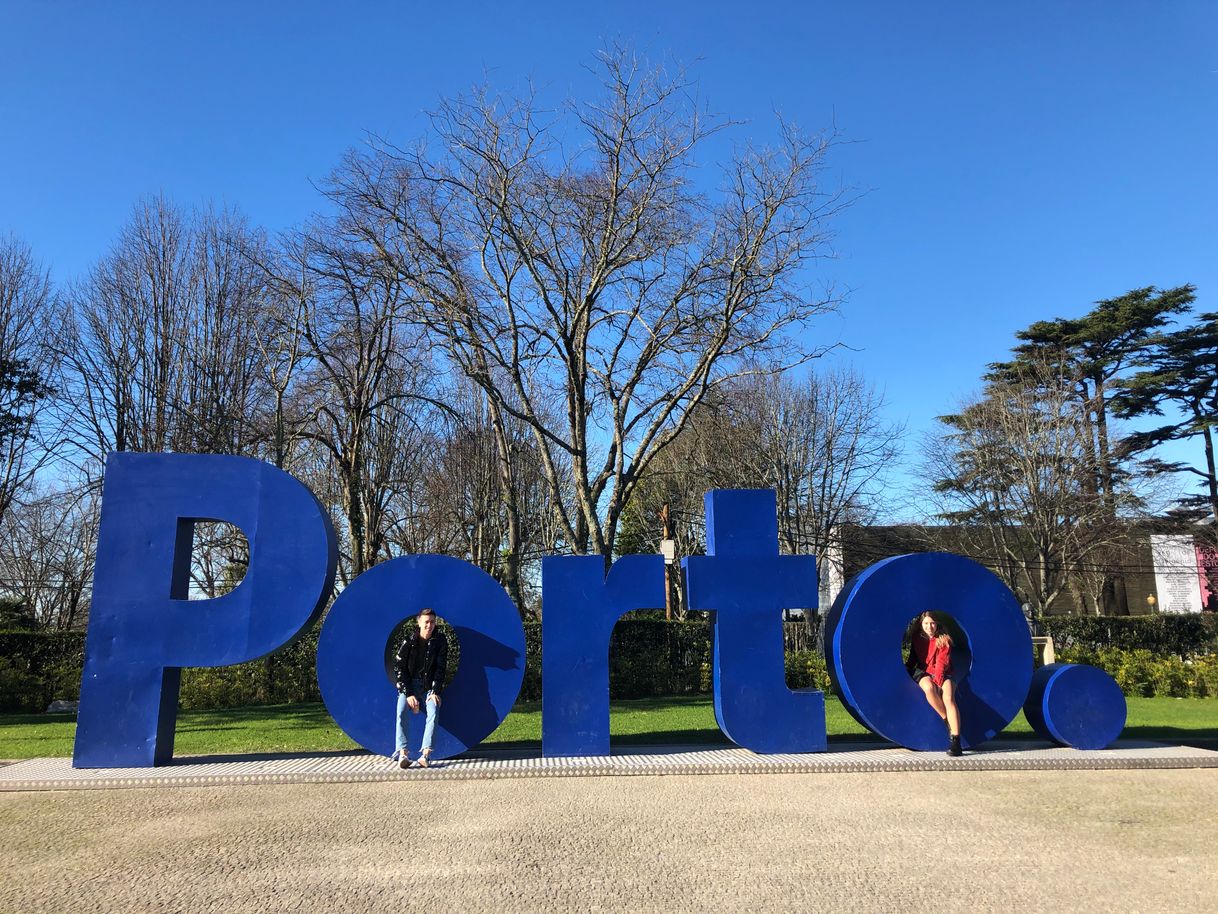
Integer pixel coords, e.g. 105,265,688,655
428,693,442,708
406,695,420,713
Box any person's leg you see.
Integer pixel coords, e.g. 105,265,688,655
394,691,409,758
941,679,961,737
419,690,439,761
399,681,427,769
918,676,947,720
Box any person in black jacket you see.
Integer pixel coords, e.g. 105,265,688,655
392,607,448,769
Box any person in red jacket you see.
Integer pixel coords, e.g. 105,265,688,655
906,611,962,757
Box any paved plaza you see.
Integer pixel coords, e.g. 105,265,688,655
2,745,1217,912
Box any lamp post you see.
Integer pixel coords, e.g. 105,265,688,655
659,504,675,621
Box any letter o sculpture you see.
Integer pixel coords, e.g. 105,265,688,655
825,553,1033,751
316,555,526,760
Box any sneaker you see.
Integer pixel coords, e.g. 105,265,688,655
947,735,962,758
398,753,411,770
416,752,430,769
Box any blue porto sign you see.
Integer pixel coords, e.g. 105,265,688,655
72,453,1125,768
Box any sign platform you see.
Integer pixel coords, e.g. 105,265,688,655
4,741,1216,792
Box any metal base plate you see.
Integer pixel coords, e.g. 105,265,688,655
3,740,1216,792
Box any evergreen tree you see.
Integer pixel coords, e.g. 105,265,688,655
991,285,1195,509
0,357,50,446
1114,309,1218,525
986,285,1195,613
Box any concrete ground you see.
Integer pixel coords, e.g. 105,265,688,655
2,769,1216,913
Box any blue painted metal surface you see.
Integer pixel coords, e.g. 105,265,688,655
73,453,337,768
825,553,1032,751
683,490,826,754
77,457,1117,767
541,555,665,757
316,555,526,760
1024,663,1126,750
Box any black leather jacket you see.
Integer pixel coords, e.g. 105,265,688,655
394,631,449,696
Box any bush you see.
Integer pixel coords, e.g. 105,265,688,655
181,664,267,710
1149,654,1193,698
785,651,832,691
43,658,84,703
1195,658,1218,698
1058,646,1218,699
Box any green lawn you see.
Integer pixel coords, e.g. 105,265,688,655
2,696,1214,760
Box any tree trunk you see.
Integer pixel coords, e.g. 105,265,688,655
486,397,525,612
1091,373,1129,615
1203,420,1218,526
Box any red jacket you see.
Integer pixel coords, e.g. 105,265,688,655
911,634,952,686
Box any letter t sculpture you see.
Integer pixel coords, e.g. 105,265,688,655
683,489,826,753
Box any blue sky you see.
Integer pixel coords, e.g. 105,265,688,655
2,1,1215,516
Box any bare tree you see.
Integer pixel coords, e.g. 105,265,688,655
58,197,273,474
59,196,193,462
251,250,312,471
398,386,513,563
324,46,848,567
177,208,273,455
278,227,450,583
617,367,902,622
0,236,57,526
725,367,904,608
0,482,98,630
391,381,565,613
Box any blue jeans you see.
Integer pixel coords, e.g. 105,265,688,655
395,678,438,756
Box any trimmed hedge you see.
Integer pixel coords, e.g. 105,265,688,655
178,633,323,710
0,631,327,713
1041,615,1218,658
0,632,86,713
0,621,826,712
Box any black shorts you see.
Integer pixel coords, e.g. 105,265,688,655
912,670,958,686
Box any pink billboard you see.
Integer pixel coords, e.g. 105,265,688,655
1197,540,1218,613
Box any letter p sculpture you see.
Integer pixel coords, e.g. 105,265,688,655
73,454,337,768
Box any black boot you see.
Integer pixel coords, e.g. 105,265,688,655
947,734,962,757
